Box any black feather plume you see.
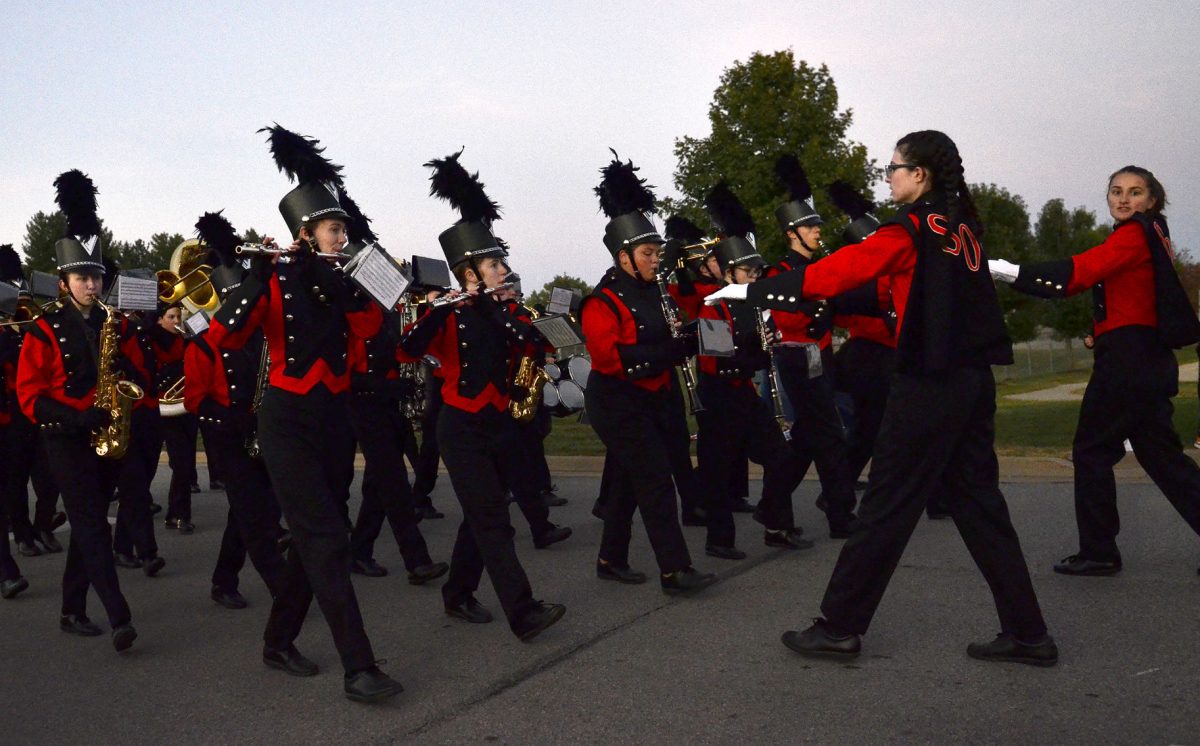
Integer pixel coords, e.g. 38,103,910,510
774,154,813,203
53,169,102,239
704,181,756,238
424,148,502,225
340,189,377,244
259,123,344,186
0,244,22,283
664,215,705,245
195,211,242,268
594,149,657,218
828,182,876,221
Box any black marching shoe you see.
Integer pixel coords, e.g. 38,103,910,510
49,511,68,529
164,518,194,533
541,488,567,507
828,517,859,540
533,524,572,549
344,665,404,703
407,562,449,586
36,530,63,553
661,567,717,596
415,503,444,520
142,556,166,577
350,558,388,578
596,561,647,585
705,544,747,561
114,552,141,569
765,529,813,550
190,482,202,494
728,497,756,514
513,602,566,642
591,498,606,520
445,597,494,624
967,633,1058,667
681,508,708,527
60,614,103,637
211,586,248,610
1053,554,1122,576
263,645,319,677
1,577,29,600
112,624,137,652
781,619,861,659
17,540,42,558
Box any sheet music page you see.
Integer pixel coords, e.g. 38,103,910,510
347,244,411,309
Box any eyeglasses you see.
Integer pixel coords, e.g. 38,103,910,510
885,163,917,177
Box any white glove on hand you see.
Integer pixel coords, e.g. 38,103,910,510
703,283,748,306
988,258,1020,284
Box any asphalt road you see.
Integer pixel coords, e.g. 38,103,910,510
2,469,1199,744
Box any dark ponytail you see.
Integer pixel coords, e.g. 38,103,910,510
895,130,982,238
1108,165,1167,218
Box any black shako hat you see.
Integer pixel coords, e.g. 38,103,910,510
828,181,881,244
260,124,349,239
195,211,245,299
425,149,506,269
53,169,106,275
594,149,664,256
774,154,823,232
705,181,765,271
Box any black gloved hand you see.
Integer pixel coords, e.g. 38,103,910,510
78,407,113,434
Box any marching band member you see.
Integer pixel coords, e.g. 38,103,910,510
339,195,449,586
398,149,567,639
698,182,809,557
17,170,139,651
768,155,857,538
583,152,715,594
206,126,402,702
188,211,289,610
708,131,1054,666
153,301,196,533
991,165,1200,576
0,266,29,597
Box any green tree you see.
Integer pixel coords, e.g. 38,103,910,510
1031,199,1110,340
666,50,875,262
526,273,593,309
972,184,1040,341
148,232,185,269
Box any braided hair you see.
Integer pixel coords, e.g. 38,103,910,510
1108,165,1167,218
895,130,982,238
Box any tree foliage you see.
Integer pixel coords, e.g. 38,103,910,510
1029,199,1111,340
667,50,875,262
973,184,1038,341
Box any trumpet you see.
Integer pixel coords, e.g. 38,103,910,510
0,297,64,328
427,280,517,308
236,243,351,262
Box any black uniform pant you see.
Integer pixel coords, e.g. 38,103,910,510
1071,328,1200,562
202,420,287,595
1,413,61,544
0,474,18,582
347,394,433,571
437,406,540,628
161,414,198,522
258,385,375,674
834,339,895,483
411,386,443,503
697,376,802,546
43,432,132,627
113,408,159,560
588,373,692,574
821,367,1047,639
777,347,856,523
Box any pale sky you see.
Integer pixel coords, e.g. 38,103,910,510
2,1,1197,292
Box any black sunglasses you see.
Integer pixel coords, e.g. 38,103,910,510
885,163,917,177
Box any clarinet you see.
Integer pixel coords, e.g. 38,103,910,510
655,271,704,414
245,342,270,458
756,309,791,440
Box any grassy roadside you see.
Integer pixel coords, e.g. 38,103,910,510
543,348,1200,458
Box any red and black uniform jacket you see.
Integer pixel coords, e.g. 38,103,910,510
184,326,264,431
668,268,719,323
348,309,425,404
1012,213,1200,349
747,197,1012,374
396,292,541,414
767,254,834,349
698,299,769,390
581,267,690,394
0,327,22,426
206,254,382,395
17,302,147,432
134,322,186,410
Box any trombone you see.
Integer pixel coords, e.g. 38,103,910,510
0,297,64,329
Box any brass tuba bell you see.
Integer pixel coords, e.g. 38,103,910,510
158,238,219,314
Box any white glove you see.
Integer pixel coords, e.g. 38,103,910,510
703,283,748,305
988,258,1020,284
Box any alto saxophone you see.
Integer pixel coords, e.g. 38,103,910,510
508,354,550,423
91,298,145,458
